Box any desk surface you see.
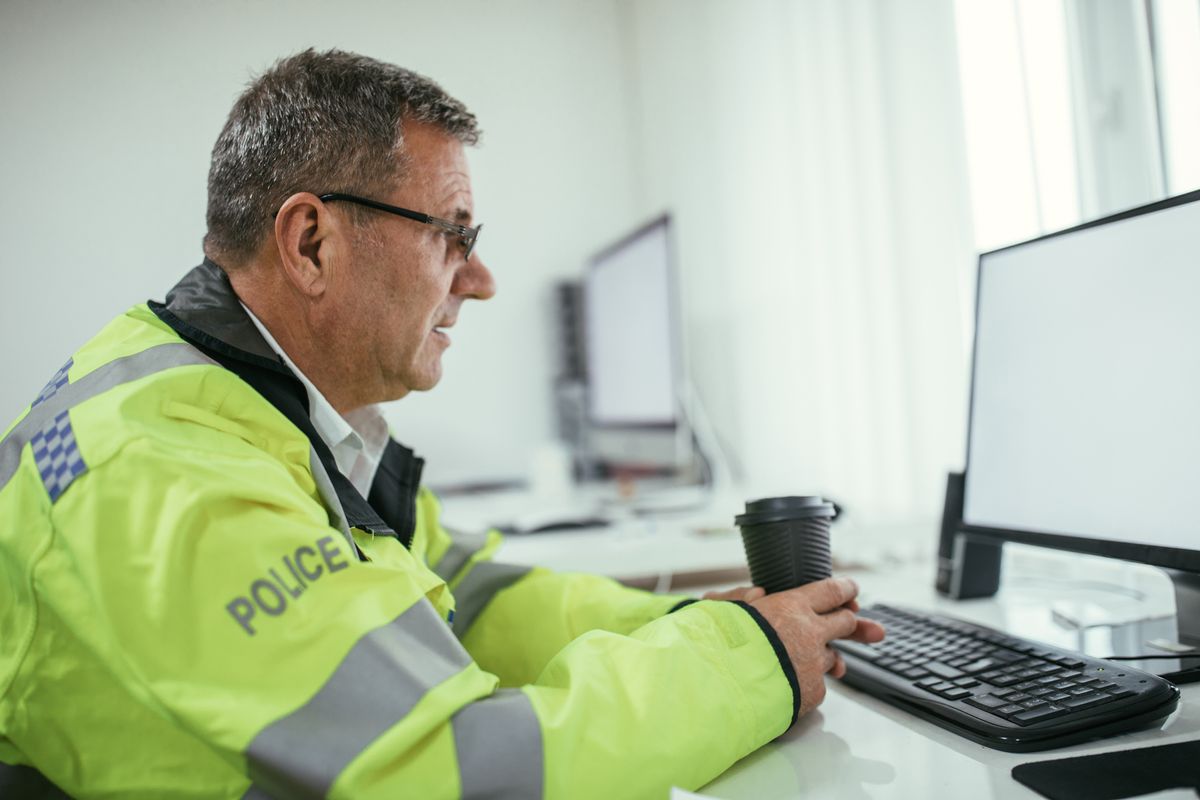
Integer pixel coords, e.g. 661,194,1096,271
442,491,1192,799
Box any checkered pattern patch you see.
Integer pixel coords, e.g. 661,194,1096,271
30,410,87,502
32,358,73,408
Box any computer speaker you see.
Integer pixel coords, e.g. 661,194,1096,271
935,471,1003,599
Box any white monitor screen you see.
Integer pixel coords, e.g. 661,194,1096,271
963,196,1200,552
584,218,677,426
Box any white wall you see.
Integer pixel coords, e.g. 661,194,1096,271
621,0,976,522
0,0,641,486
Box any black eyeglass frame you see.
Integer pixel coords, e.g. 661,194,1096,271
318,192,482,262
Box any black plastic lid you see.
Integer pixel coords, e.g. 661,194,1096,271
735,495,836,527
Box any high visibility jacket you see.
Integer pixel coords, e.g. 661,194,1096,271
0,261,799,799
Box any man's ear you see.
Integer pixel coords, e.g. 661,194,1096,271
273,192,340,297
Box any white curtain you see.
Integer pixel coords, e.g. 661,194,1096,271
621,0,977,523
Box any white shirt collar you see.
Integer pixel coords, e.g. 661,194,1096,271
240,303,389,497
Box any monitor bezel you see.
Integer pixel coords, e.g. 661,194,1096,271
582,212,684,431
959,187,1200,573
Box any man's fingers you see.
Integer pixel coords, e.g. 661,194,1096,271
820,608,859,640
847,618,887,643
798,577,859,613
822,646,839,673
830,651,846,679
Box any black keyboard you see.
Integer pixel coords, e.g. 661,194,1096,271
834,604,1180,751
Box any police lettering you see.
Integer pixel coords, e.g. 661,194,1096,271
226,534,349,635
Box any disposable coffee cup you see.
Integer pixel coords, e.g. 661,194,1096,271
735,496,837,594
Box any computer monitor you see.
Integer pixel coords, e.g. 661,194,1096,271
582,214,689,474
960,189,1200,647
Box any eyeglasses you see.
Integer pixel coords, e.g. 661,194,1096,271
318,192,482,262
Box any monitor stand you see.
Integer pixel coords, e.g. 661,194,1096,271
1050,568,1200,679
1160,569,1200,649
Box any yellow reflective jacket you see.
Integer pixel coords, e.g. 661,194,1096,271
0,261,798,799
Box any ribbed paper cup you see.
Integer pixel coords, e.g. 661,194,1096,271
735,496,836,594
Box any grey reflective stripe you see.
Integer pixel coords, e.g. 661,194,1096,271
307,446,358,553
246,599,472,799
451,562,532,637
452,689,544,799
0,342,216,495
433,528,490,582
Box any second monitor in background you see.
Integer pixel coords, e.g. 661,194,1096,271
581,214,694,482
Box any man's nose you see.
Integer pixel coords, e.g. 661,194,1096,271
453,252,496,300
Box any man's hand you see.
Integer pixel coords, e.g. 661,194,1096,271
701,585,766,603
750,577,885,718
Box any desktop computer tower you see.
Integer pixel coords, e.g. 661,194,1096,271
936,471,1003,599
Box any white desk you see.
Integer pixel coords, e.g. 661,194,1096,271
443,487,934,588
441,493,1193,799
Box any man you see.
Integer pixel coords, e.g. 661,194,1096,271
0,49,883,799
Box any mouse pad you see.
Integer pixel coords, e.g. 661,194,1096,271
1012,740,1200,799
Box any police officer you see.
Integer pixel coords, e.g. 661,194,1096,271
0,49,884,799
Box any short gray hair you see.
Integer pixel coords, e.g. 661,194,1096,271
204,48,480,267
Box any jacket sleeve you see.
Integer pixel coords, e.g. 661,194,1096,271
416,489,698,686
26,430,796,800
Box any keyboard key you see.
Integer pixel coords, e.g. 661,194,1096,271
996,703,1025,717
900,667,930,680
991,650,1024,663
992,675,1022,687
1052,681,1078,691
1019,699,1047,709
941,688,972,700
928,681,956,693
1031,688,1057,697
915,677,944,688
1069,686,1093,696
1053,657,1085,669
966,694,1009,710
925,662,966,680
837,641,881,661
1011,705,1069,725
960,658,1004,674
953,678,980,688
1062,693,1117,711
1092,681,1118,691
1047,692,1071,702
1035,675,1061,685
1106,689,1135,699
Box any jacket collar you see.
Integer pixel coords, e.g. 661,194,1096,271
151,258,286,372
148,259,423,547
